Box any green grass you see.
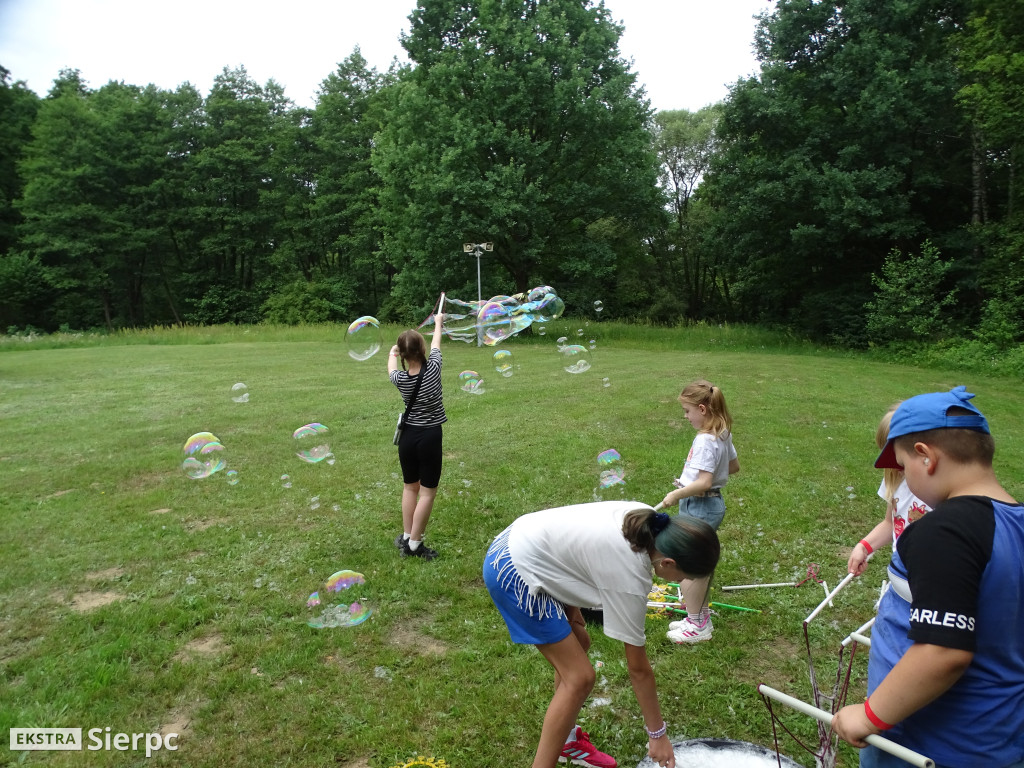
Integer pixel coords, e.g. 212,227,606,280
1,324,1021,768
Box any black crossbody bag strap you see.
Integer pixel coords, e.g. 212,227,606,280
401,369,425,424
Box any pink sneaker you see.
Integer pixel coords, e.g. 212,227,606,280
559,726,618,767
667,616,713,644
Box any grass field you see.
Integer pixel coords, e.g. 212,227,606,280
2,321,1021,768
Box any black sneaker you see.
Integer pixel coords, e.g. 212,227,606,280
393,533,406,551
403,541,438,560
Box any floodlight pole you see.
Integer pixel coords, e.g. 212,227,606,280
463,242,493,346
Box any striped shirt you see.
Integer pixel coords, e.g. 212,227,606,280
390,348,446,427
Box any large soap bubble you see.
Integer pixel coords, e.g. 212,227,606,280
293,423,333,464
423,286,566,346
560,344,591,374
493,349,513,378
346,316,383,361
306,570,373,628
597,449,625,488
459,370,485,394
230,382,249,402
182,432,227,479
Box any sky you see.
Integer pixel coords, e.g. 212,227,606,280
0,0,774,113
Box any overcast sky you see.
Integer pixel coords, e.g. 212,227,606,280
0,0,774,113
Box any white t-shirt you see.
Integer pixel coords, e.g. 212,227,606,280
678,431,737,489
876,477,930,543
508,501,655,646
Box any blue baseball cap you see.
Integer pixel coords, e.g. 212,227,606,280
875,386,990,468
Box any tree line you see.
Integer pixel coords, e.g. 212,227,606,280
0,0,1020,349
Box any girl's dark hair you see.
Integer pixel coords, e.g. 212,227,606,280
396,329,427,371
622,508,720,577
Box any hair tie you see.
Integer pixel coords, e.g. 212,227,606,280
651,511,671,535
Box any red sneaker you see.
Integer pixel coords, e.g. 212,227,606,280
559,726,618,768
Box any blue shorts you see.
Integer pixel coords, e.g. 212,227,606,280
860,745,1024,768
679,493,726,531
483,527,571,646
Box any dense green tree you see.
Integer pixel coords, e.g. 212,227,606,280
0,66,40,255
373,0,663,317
702,0,972,342
649,107,724,320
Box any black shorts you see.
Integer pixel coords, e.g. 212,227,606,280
397,424,443,488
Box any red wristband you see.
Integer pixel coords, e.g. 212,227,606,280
859,539,874,555
864,698,893,730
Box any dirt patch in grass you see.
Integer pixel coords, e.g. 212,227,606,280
149,507,172,515
186,518,226,532
43,488,76,499
389,624,447,656
337,759,373,768
70,591,123,612
174,633,229,662
85,567,125,581
159,708,193,738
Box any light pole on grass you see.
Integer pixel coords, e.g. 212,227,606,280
463,242,493,346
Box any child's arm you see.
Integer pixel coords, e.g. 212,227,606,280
728,458,739,475
387,344,401,375
661,470,713,508
624,643,676,768
430,293,446,351
847,502,894,576
832,642,973,747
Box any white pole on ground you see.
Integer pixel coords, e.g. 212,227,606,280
721,581,799,591
805,571,857,624
757,685,935,768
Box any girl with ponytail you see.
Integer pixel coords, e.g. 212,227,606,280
483,500,720,768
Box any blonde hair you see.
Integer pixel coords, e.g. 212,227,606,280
876,403,903,507
679,379,732,438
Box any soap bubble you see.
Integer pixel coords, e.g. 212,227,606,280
280,474,292,489
538,326,546,336
594,300,604,314
576,328,584,337
293,423,333,464
346,316,382,361
306,570,372,628
181,432,226,479
493,349,513,377
230,382,249,402
426,287,565,345
602,377,611,388
556,336,569,350
459,370,485,395
226,470,239,486
560,345,591,374
597,449,625,488
588,339,597,350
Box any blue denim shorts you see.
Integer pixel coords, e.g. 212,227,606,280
679,493,726,530
483,526,570,646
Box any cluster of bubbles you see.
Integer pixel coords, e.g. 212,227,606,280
346,316,383,361
293,423,334,464
428,286,565,346
182,432,227,479
306,570,373,629
597,449,625,488
182,421,335,482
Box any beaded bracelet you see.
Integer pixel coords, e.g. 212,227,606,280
859,539,874,555
864,698,893,730
645,721,667,740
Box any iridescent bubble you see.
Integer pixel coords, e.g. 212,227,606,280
306,570,373,629
602,377,611,388
280,474,292,489
181,432,226,479
226,469,239,486
230,382,249,402
459,370,485,394
478,300,512,347
594,300,604,314
346,316,382,361
589,339,597,350
556,336,569,350
528,285,555,302
560,344,591,374
538,326,546,336
597,449,625,488
293,423,332,463
576,328,584,337
493,349,513,378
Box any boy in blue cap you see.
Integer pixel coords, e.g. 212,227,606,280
832,386,1024,768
